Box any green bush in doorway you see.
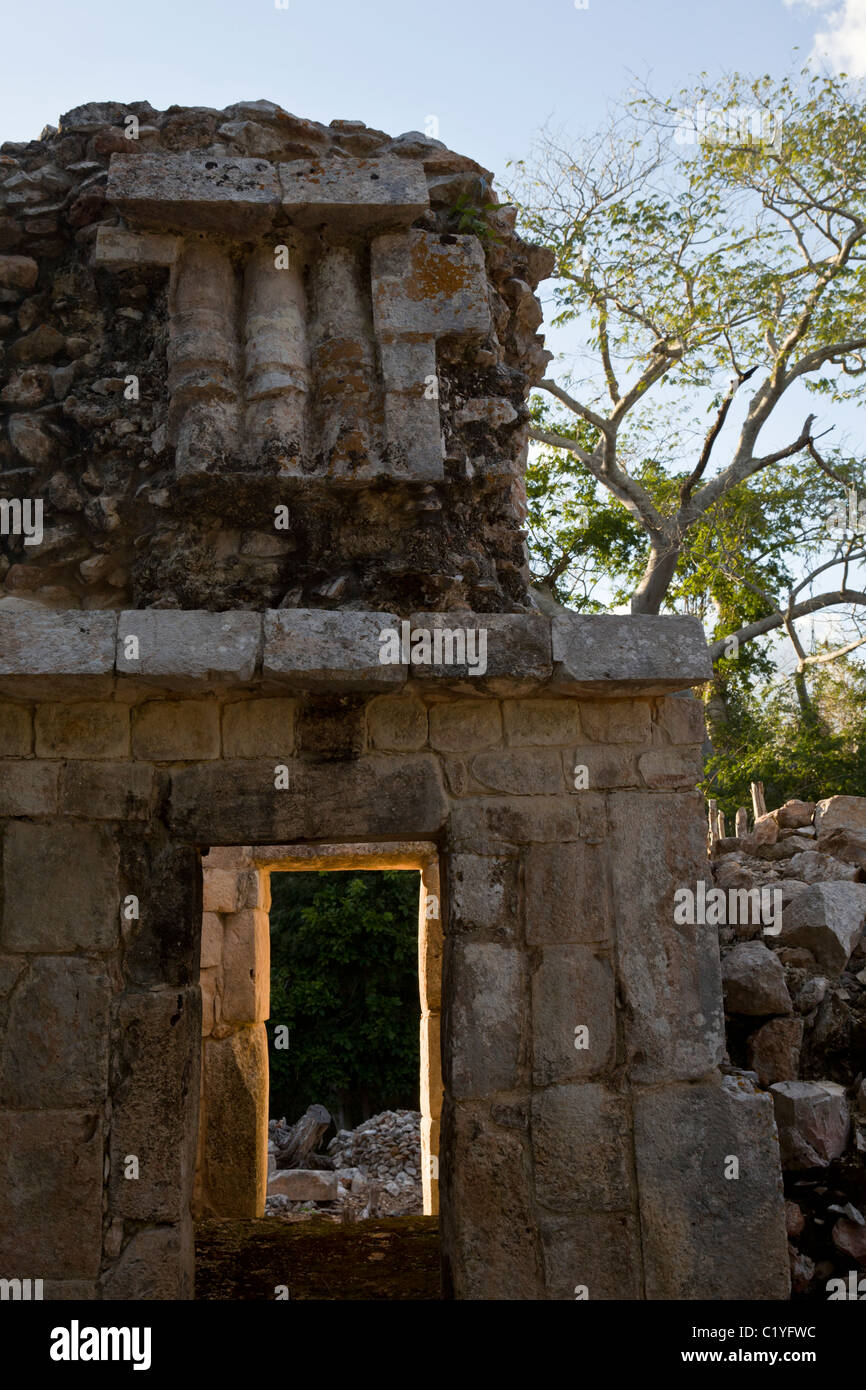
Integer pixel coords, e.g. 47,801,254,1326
267,870,421,1131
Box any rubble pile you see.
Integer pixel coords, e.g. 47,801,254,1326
712,794,866,1297
265,1108,423,1221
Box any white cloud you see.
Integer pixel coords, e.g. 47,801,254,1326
785,0,866,76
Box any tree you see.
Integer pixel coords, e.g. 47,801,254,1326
267,870,420,1131
509,66,866,683
702,651,866,821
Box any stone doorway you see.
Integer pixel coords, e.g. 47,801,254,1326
193,842,442,1222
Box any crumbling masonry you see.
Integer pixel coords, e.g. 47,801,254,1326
0,100,790,1299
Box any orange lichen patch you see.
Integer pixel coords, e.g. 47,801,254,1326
405,237,473,302
314,339,367,371
330,429,369,464
314,340,372,398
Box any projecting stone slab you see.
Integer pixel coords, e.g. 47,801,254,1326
371,230,490,339
267,1169,339,1201
279,157,428,229
263,609,406,690
93,224,180,269
117,610,261,685
633,1079,789,1299
551,613,712,693
106,152,280,235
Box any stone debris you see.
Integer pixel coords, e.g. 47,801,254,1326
712,792,866,1295
722,940,792,1015
265,1108,423,1220
779,882,866,975
770,1081,851,1169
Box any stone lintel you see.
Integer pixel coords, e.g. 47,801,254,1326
0,609,712,694
279,157,429,229
106,152,280,236
251,840,438,870
262,609,406,691
0,611,117,689
106,153,429,239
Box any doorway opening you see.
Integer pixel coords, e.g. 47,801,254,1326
193,843,442,1228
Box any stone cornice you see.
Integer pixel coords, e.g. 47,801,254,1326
0,608,712,696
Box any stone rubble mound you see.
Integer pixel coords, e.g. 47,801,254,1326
713,794,866,1295
265,1108,423,1220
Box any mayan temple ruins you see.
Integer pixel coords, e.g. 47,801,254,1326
0,99,791,1300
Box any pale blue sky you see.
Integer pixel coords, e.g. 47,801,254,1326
1,0,826,163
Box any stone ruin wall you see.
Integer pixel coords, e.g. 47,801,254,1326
0,606,790,1300
0,101,795,1301
0,99,552,614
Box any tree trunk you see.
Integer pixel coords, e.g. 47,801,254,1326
793,669,822,728
630,535,680,614
274,1103,332,1169
704,675,730,746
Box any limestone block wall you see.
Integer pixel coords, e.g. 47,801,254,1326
0,605,790,1301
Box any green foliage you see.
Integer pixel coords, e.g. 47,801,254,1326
703,656,866,820
447,192,502,242
267,870,420,1129
515,62,866,825
529,396,848,696
509,64,866,643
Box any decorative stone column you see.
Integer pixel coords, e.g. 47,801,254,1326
168,240,242,478
242,243,311,471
